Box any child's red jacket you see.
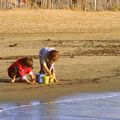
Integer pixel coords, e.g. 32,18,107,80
8,58,32,77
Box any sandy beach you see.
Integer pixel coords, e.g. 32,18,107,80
0,10,120,103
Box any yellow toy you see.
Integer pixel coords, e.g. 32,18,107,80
42,75,50,85
42,75,55,85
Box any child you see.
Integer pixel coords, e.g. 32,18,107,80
39,47,59,83
7,57,36,84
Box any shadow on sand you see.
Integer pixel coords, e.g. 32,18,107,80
0,78,10,83
0,78,25,83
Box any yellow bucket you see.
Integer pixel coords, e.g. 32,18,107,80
42,75,50,85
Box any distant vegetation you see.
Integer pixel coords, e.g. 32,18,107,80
0,0,120,11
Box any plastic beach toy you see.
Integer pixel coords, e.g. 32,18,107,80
36,74,44,84
36,74,55,84
42,75,50,84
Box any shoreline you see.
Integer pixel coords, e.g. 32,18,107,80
0,77,120,103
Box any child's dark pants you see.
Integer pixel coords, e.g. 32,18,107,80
8,67,20,78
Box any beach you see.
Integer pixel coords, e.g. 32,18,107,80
0,10,120,103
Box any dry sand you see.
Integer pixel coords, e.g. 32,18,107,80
0,10,120,102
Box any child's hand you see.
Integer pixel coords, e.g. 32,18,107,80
31,75,35,80
31,78,38,84
24,79,33,84
46,71,51,76
32,80,38,85
27,81,37,84
26,81,31,84
31,78,35,82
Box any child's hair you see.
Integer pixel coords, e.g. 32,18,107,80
47,50,59,61
22,57,33,67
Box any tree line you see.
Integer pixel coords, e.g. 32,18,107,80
0,0,120,11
